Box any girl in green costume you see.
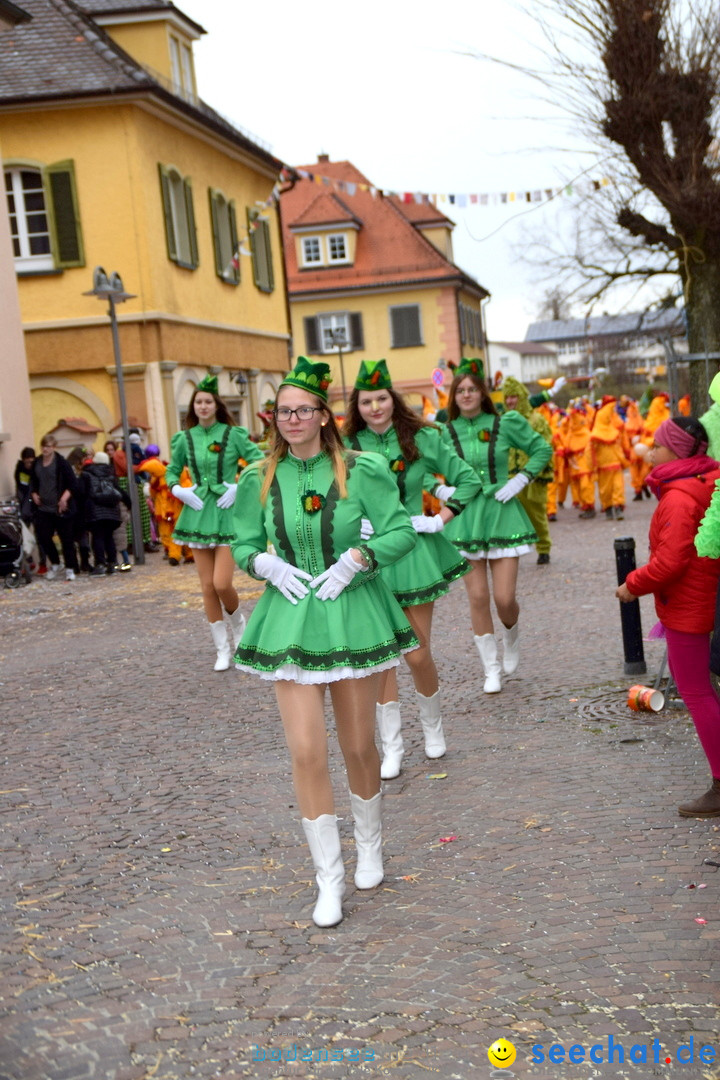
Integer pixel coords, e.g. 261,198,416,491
440,359,552,693
231,358,418,928
342,359,481,778
165,375,264,671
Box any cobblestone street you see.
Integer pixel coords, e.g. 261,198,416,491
1,491,718,1080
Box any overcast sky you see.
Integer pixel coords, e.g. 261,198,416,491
179,0,606,340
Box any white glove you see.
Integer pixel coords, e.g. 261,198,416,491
434,484,456,502
142,481,150,498
360,517,375,540
549,376,567,397
216,482,237,510
411,513,445,534
310,550,366,601
494,474,529,503
172,483,204,511
254,551,313,605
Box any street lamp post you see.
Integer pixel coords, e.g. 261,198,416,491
83,267,145,565
327,327,348,410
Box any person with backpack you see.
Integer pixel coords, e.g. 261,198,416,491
80,451,131,575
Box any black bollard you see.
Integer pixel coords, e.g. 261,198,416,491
614,536,647,676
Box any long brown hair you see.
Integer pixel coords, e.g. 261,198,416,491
185,388,236,428
259,389,348,504
447,372,497,421
342,386,436,464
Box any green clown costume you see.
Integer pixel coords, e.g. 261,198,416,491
501,376,555,561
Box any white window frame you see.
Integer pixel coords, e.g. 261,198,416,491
318,313,350,354
327,233,349,263
169,35,181,91
5,167,54,272
302,236,322,266
180,43,194,98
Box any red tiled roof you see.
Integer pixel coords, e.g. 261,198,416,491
53,417,103,434
289,191,360,229
280,159,488,297
388,196,454,228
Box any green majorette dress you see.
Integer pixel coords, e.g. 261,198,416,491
440,411,553,558
165,422,264,547
344,425,481,606
231,449,419,683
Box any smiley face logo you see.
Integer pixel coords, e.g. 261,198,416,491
488,1038,516,1068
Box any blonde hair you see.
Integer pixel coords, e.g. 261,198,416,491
259,392,348,504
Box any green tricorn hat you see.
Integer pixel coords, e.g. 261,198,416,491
455,357,485,381
355,359,392,391
280,356,333,402
196,373,219,395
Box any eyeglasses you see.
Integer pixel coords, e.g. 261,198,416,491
274,406,324,423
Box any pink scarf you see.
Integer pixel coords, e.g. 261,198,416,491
646,454,719,499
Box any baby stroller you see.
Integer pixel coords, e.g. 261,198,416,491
0,499,31,588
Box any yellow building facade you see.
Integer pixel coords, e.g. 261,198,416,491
0,0,290,455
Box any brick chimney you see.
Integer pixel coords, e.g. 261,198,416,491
317,153,330,164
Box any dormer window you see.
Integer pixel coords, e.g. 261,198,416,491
302,236,322,265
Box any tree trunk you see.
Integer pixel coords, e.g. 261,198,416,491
684,256,720,411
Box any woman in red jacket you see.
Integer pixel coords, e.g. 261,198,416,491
616,416,720,817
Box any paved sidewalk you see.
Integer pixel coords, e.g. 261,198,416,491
1,492,718,1080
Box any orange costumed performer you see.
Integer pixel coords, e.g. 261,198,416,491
137,447,191,565
589,396,630,520
565,407,596,517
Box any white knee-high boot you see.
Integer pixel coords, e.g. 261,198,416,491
474,634,502,693
301,814,346,926
226,606,246,649
349,792,383,889
209,621,231,671
415,690,446,758
375,701,404,779
501,622,520,674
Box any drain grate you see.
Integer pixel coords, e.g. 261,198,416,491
575,687,687,724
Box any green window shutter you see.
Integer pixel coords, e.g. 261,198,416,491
159,164,177,262
304,316,319,354
209,188,224,278
184,177,199,269
349,312,364,350
248,208,274,293
46,160,84,268
228,199,239,284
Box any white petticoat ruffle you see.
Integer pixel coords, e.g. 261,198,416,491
234,651,415,685
186,541,224,549
460,544,532,561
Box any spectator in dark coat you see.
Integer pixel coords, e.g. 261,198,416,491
80,451,131,575
30,434,79,581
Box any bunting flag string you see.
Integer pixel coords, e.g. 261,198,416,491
263,167,613,208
